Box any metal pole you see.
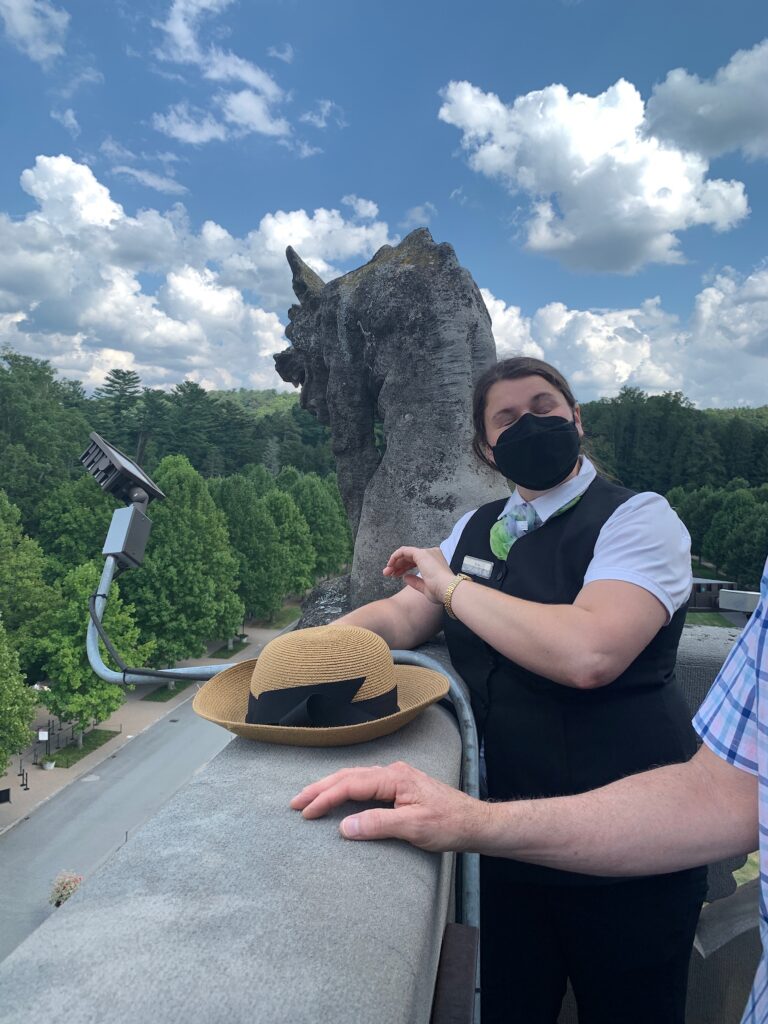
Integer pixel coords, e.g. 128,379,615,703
87,556,238,685
392,649,482,1024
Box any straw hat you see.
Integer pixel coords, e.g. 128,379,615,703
192,624,449,746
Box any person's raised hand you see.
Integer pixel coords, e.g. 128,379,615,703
383,546,454,605
290,761,487,852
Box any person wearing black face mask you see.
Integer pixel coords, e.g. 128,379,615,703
333,356,705,1024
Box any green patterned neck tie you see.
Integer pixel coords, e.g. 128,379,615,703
489,494,582,560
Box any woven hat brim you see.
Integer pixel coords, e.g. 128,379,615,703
192,659,449,747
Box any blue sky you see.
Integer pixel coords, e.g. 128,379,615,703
1,0,767,406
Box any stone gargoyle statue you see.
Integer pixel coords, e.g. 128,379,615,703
274,227,507,610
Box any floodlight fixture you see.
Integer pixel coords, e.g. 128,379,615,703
80,432,165,508
80,432,165,571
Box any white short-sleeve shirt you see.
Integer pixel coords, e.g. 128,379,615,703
439,456,692,620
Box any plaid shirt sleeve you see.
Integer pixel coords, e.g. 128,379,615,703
692,565,767,776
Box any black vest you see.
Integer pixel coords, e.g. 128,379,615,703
443,476,697,884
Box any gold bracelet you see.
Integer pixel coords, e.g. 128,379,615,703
444,573,471,620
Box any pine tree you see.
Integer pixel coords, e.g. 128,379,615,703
0,617,36,774
166,382,218,473
121,456,243,664
92,369,142,453
135,388,173,466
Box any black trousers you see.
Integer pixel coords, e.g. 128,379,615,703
480,857,707,1024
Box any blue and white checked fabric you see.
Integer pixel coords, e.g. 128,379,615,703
693,557,768,1024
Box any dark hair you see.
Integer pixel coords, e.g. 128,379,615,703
472,356,580,470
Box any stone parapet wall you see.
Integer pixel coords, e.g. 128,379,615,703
0,706,461,1024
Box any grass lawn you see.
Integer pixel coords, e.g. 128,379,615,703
47,729,119,768
685,611,734,628
210,637,251,658
253,603,301,630
141,678,197,702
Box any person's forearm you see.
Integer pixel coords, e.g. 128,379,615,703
335,599,431,650
471,748,758,874
448,579,642,688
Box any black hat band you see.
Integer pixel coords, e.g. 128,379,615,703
246,676,399,728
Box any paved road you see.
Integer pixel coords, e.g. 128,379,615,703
0,697,232,962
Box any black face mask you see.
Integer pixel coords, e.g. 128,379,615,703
490,413,580,491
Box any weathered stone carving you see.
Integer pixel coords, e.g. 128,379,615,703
275,228,506,608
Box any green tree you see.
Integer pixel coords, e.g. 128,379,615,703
0,618,36,774
683,487,728,562
262,490,316,595
166,381,218,472
134,388,173,466
283,473,350,577
668,419,726,490
721,503,768,588
275,466,302,493
242,463,276,496
92,368,142,453
0,348,91,527
36,562,153,745
122,456,243,664
210,477,287,620
0,489,57,677
323,474,353,560
36,475,118,575
702,489,756,576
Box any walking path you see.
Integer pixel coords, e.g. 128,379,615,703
0,622,289,837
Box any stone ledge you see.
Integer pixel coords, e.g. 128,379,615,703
0,705,461,1024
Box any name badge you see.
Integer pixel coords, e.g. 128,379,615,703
461,555,494,580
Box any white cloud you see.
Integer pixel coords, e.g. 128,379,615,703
400,202,437,230
152,0,291,148
294,140,322,159
342,195,379,220
299,99,346,130
20,154,122,228
2,154,766,405
0,0,68,64
203,47,282,101
220,89,290,137
101,136,136,161
59,65,103,98
154,0,233,64
152,101,228,144
50,106,79,137
267,42,293,64
646,39,768,159
112,166,188,195
438,76,749,272
223,205,394,310
480,288,541,359
482,275,768,407
0,154,396,391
